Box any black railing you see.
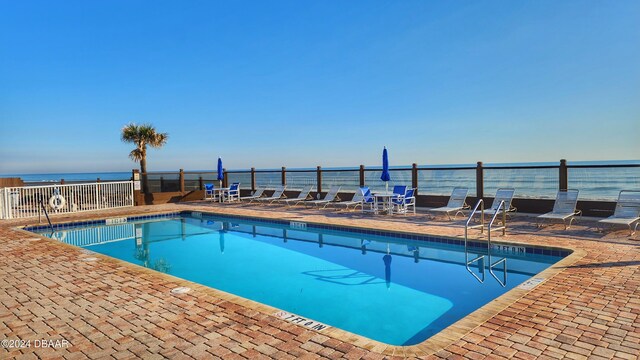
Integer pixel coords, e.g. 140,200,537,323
138,160,639,204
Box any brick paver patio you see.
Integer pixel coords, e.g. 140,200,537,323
1,202,639,359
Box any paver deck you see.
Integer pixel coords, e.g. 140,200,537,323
1,202,639,359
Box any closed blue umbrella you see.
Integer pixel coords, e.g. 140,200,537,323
381,147,391,192
217,157,224,187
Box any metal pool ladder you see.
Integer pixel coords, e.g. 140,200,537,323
38,196,54,233
464,199,508,287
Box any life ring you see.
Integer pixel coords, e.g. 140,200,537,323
49,194,66,210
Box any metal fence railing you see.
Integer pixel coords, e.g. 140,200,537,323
0,181,134,220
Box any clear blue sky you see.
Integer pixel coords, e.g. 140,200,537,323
1,0,638,174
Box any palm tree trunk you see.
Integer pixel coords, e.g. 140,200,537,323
140,156,148,194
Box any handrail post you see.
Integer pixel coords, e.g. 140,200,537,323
251,167,256,192
476,161,484,201
198,176,203,190
359,165,365,187
281,167,286,186
559,159,568,191
179,168,185,192
412,163,418,196
316,166,322,194
160,176,165,192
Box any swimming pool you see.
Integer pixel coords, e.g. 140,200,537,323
29,212,569,346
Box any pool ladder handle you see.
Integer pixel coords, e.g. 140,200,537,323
38,195,54,233
487,200,508,287
464,199,485,282
464,199,508,287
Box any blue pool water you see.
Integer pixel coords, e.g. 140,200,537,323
33,213,567,345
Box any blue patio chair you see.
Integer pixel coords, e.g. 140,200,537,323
393,185,408,198
393,188,416,214
361,187,377,213
225,183,240,202
204,183,217,201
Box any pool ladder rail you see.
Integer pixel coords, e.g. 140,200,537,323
464,199,508,287
38,196,54,233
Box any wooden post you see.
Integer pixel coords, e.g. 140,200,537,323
359,165,365,187
412,163,418,195
316,166,322,195
251,167,256,192
559,159,568,191
476,161,484,200
223,168,228,188
179,169,185,192
281,167,287,186
160,176,164,192
198,176,203,190
132,169,141,206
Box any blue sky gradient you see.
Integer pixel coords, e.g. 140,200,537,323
1,1,638,173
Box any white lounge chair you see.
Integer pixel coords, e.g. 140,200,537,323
537,189,581,229
482,188,516,216
473,188,516,227
277,185,313,206
599,190,640,236
429,187,469,220
335,187,367,211
306,185,341,208
240,187,266,202
254,185,286,204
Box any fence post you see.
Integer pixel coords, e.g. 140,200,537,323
359,165,365,187
316,166,322,194
179,169,185,192
412,163,418,195
1,188,7,219
160,176,165,192
95,183,100,210
281,167,287,186
223,168,228,188
132,169,141,206
251,167,256,192
198,176,203,190
476,161,484,200
559,159,568,191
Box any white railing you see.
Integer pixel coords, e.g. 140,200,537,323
0,181,134,220
51,223,136,246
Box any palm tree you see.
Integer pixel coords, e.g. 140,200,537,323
121,123,168,193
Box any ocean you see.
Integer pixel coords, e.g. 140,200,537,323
2,160,639,200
